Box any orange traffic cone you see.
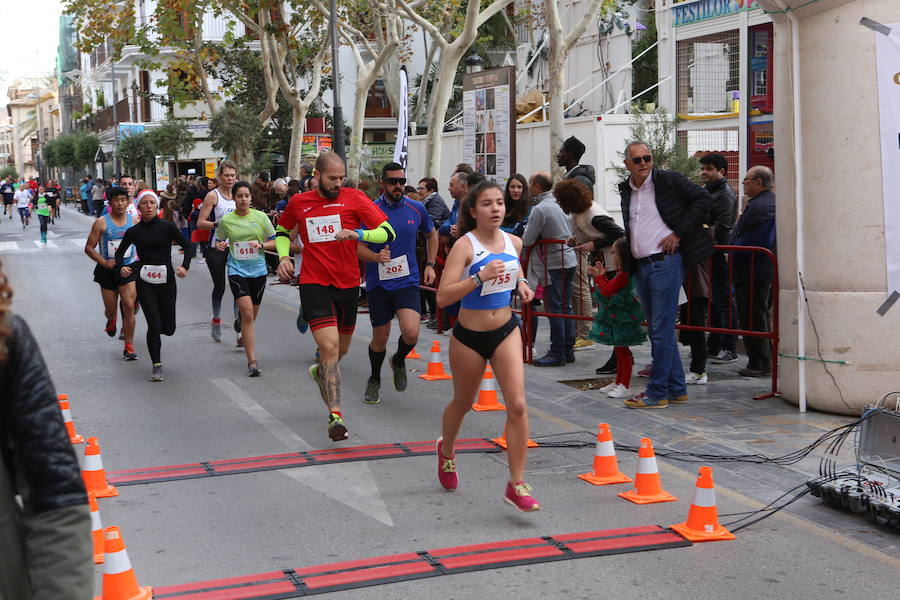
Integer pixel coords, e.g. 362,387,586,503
577,423,632,485
491,424,539,449
58,394,84,444
83,437,119,498
89,492,104,564
419,341,451,380
617,438,677,504
473,366,505,411
406,347,421,359
94,527,152,600
670,466,735,541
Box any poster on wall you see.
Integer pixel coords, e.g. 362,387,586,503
155,156,169,189
462,66,515,186
875,25,900,294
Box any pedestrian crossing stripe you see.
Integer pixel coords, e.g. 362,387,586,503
0,238,87,251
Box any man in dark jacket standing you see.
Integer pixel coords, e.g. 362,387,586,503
619,142,714,408
556,136,596,196
698,153,739,364
733,166,777,377
557,135,601,354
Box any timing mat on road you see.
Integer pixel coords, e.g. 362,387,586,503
108,439,502,487
152,525,691,599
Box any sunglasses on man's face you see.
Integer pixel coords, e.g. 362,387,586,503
383,177,407,185
630,155,652,165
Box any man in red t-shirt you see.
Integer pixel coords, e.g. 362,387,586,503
276,152,395,441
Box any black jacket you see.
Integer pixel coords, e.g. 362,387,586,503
619,168,714,269
704,178,737,246
1,315,87,513
732,190,776,283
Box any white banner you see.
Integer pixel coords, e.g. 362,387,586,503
876,25,900,294
393,66,409,170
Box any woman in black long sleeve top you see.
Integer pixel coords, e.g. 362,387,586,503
115,191,191,381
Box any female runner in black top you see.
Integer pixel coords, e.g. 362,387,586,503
116,191,191,381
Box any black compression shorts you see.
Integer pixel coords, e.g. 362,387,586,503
93,263,137,291
299,284,359,334
229,274,267,305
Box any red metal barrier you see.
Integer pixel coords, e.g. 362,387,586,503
520,239,779,400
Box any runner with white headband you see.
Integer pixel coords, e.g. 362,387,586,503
116,190,192,382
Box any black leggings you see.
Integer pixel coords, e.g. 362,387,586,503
679,299,707,374
137,278,177,364
204,246,228,319
38,214,49,234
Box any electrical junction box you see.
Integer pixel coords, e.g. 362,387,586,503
807,407,900,530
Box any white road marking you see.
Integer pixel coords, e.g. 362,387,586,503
33,240,59,248
211,377,393,527
71,238,88,247
0,241,18,251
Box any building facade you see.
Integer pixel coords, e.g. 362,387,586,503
657,0,773,190
6,79,60,180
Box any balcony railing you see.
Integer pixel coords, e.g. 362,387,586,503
91,98,131,131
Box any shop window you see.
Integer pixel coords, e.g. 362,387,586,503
676,30,740,117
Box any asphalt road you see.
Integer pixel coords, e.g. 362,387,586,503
3,205,898,599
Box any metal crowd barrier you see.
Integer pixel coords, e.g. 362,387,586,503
520,239,779,400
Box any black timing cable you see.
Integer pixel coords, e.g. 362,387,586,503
529,412,873,467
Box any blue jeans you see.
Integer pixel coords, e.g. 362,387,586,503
545,267,576,358
634,254,686,402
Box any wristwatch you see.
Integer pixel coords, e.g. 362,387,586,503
426,261,436,268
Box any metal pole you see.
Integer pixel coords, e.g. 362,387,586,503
109,38,121,176
329,0,345,160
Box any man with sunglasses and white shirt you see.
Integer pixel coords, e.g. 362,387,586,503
618,142,714,409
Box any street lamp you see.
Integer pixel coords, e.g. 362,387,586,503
465,53,484,74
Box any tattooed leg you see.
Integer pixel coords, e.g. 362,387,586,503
319,360,341,412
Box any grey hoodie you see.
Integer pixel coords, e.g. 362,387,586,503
564,164,596,196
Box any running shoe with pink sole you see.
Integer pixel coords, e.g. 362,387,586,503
504,481,541,512
436,437,458,490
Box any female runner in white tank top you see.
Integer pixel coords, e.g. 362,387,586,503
197,159,238,342
435,181,541,512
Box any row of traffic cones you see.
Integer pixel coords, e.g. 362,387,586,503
578,423,734,542
60,393,152,599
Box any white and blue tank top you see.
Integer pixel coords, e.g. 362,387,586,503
460,231,520,310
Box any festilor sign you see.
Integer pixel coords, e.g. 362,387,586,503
672,0,758,28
